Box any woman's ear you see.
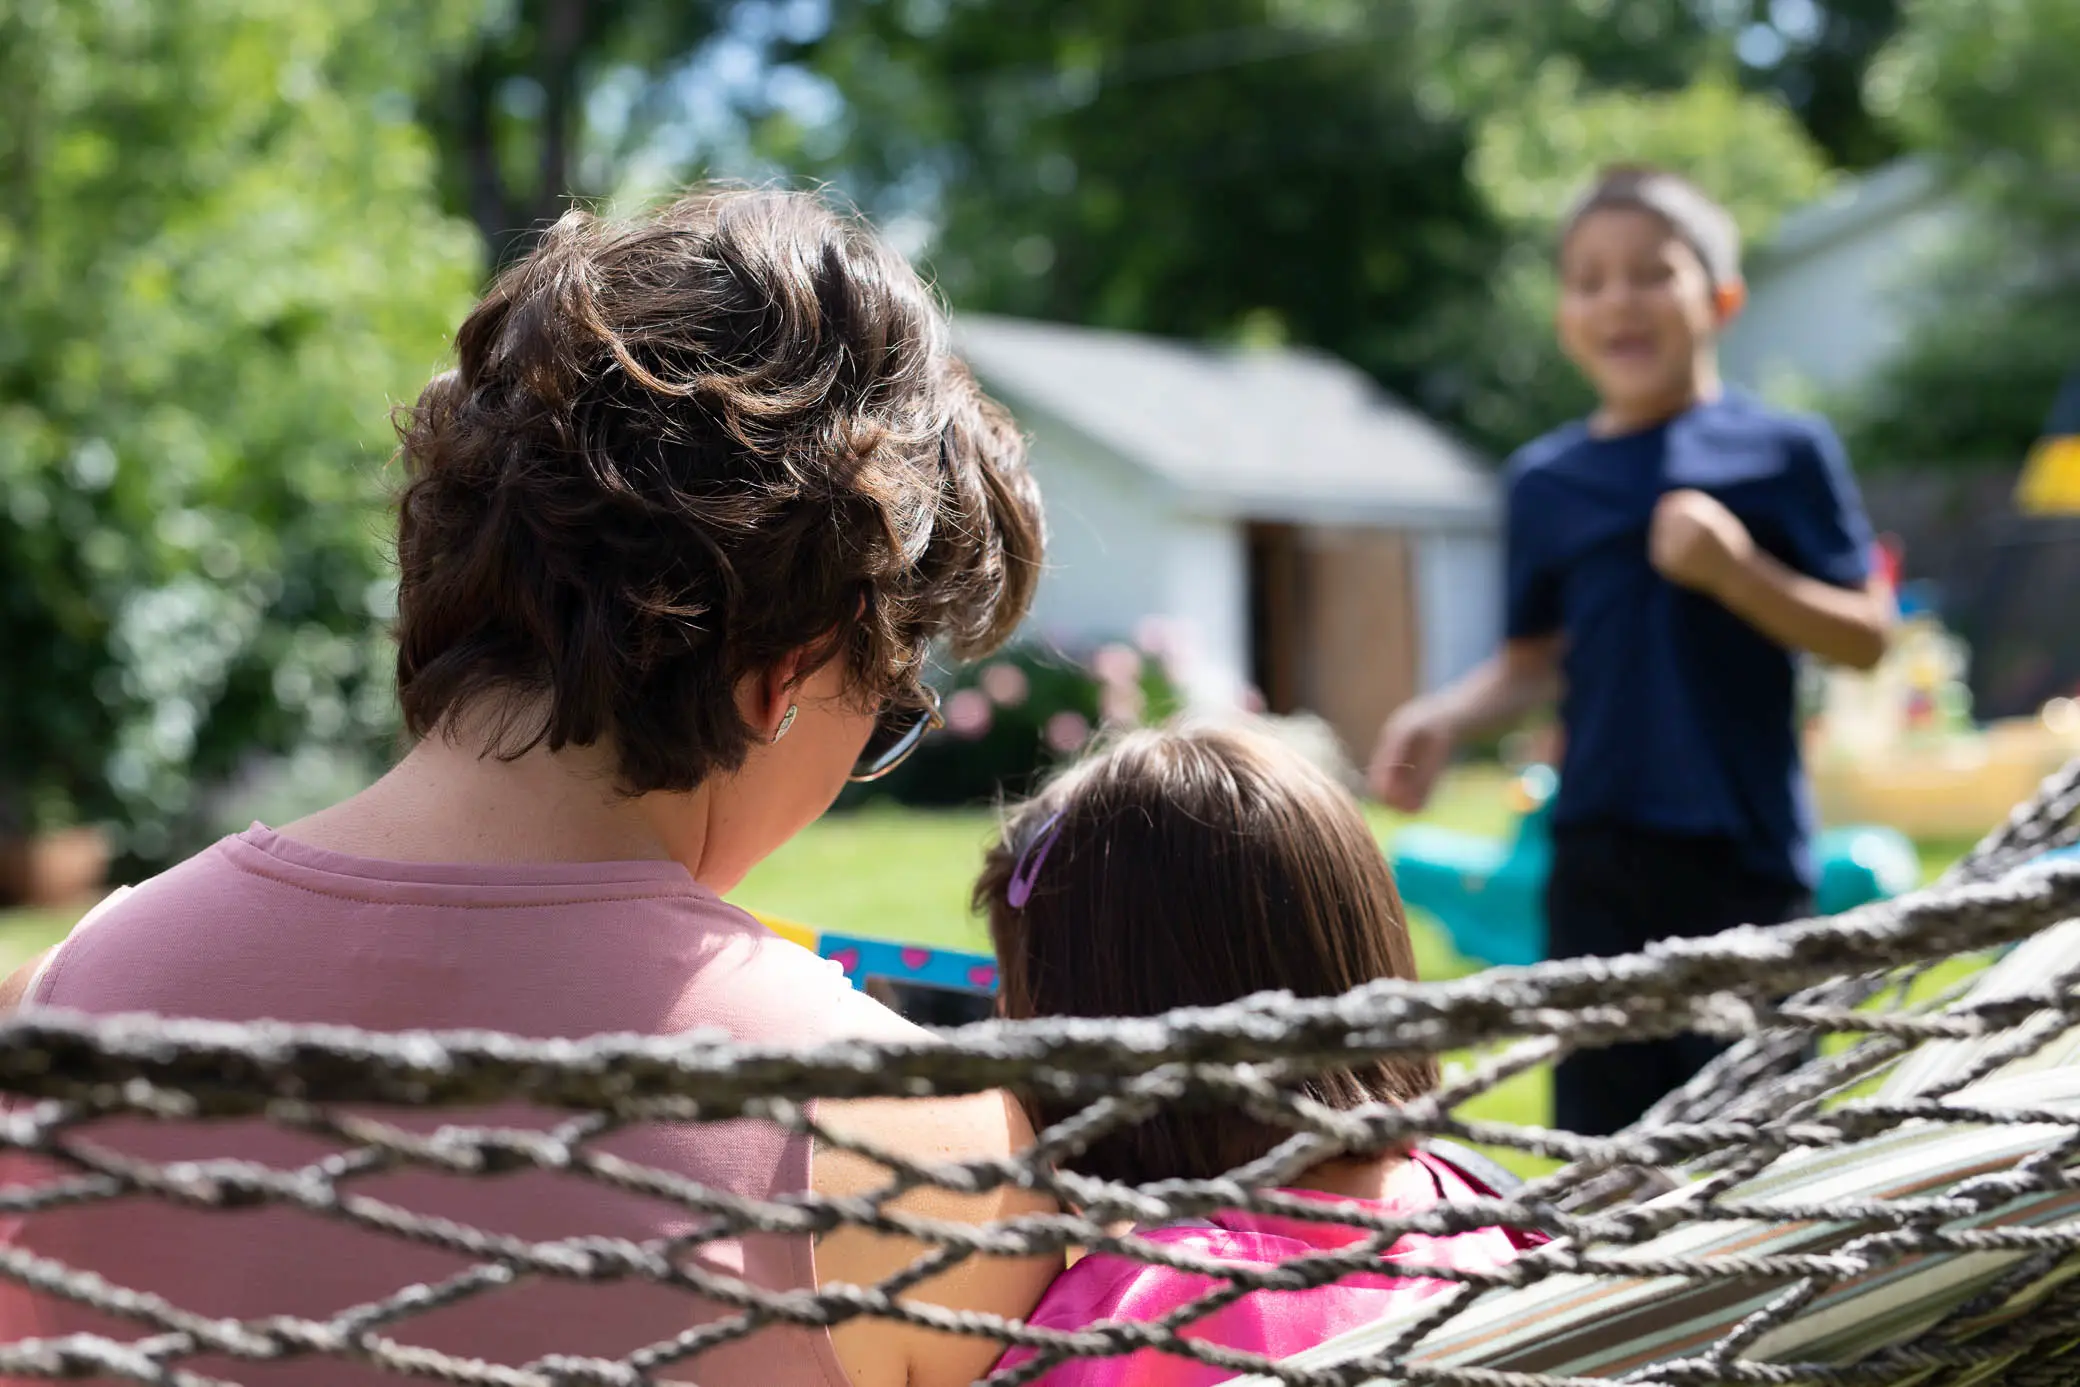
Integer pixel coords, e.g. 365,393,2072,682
1714,278,1748,325
746,647,814,742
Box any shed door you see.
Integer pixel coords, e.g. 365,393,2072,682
1247,522,1306,717
1248,523,1419,760
1303,526,1418,759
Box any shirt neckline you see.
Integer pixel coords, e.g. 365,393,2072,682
228,822,711,897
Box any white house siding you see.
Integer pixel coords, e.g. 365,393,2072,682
1017,408,1165,644
1159,514,1252,709
1721,173,1963,400
1415,530,1502,695
1012,407,1254,708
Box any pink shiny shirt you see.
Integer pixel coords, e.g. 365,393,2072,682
995,1150,1539,1387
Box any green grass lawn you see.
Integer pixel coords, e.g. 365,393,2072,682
0,763,1974,1165
0,907,79,979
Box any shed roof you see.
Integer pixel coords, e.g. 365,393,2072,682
954,314,1495,528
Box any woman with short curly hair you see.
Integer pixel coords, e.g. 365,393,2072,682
0,188,1053,1387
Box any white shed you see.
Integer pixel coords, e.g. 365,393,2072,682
954,314,1500,758
1721,158,1964,400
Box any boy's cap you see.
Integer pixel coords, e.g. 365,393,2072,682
1562,165,1742,287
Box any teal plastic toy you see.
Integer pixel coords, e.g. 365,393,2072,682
1390,766,1921,968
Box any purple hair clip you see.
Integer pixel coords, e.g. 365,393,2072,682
1005,810,1065,909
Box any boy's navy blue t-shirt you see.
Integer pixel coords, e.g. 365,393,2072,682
1505,394,1875,887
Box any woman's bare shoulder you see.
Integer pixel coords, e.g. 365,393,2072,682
815,1087,1061,1387
0,950,50,1016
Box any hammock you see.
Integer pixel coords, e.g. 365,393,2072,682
1,762,2079,1386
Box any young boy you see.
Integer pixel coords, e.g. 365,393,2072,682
1369,166,1893,1138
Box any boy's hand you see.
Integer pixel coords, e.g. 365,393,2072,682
1650,489,1754,597
1368,700,1454,813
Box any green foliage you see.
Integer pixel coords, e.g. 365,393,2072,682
1839,0,2080,469
0,0,481,855
1427,0,1901,173
414,0,732,264
1867,0,2080,204
1475,68,1835,238
803,0,1506,431
799,3,1854,455
1734,0,1904,171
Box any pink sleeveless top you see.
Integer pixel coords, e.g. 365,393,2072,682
994,1150,1541,1387
0,826,917,1387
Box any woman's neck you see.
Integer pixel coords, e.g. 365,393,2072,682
278,715,711,872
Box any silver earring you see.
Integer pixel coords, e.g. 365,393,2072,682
772,704,798,743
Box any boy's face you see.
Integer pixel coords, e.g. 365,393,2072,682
1556,206,1725,419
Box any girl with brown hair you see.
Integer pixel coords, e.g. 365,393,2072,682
978,725,1540,1387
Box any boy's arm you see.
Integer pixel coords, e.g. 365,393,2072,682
1369,451,1564,812
1650,489,1892,670
1368,636,1563,812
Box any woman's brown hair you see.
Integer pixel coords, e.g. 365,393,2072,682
392,185,1044,792
975,725,1438,1187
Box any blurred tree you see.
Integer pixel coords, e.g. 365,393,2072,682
1731,0,1904,171
0,0,481,859
1381,0,1899,169
799,0,1506,427
1475,68,1835,233
416,0,802,263
796,2,1835,453
1431,0,1718,99
1839,0,2080,468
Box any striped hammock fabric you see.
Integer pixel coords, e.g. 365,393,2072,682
1219,916,2080,1385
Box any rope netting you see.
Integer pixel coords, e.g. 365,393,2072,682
5,764,2080,1386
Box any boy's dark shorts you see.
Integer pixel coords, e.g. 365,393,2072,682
1546,822,1813,1139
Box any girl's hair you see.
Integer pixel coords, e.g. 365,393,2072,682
974,724,1438,1186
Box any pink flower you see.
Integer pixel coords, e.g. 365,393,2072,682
1133,616,1176,659
1044,710,1091,755
1099,681,1146,727
979,661,1029,708
946,687,994,740
1090,642,1143,686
